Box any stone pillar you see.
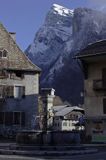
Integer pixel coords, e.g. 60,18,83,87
40,88,55,131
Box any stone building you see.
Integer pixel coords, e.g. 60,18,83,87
0,23,41,134
76,40,106,142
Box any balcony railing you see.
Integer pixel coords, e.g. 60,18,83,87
93,79,106,90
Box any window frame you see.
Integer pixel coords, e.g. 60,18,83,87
14,85,25,99
0,111,25,126
0,49,8,58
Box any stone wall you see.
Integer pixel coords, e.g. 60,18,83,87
0,72,39,130
84,61,106,117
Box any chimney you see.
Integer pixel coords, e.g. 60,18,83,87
9,32,16,41
41,88,55,111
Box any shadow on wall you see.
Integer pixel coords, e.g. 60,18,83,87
0,94,39,138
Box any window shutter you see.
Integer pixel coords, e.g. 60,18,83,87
22,86,25,97
9,86,14,97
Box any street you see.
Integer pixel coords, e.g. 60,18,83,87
0,152,105,160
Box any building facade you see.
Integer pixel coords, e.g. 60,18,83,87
76,40,106,142
0,24,41,134
53,106,84,131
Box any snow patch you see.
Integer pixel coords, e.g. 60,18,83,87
53,4,74,16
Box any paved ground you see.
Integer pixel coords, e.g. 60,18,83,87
0,143,99,158
0,151,106,160
0,142,106,158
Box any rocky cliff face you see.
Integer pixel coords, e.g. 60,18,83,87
25,4,106,105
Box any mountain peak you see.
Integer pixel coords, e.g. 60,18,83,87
26,5,106,105
52,3,74,16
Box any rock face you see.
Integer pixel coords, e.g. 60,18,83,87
25,4,106,105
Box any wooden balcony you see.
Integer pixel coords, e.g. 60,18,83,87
93,79,106,90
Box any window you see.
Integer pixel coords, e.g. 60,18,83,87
5,112,13,125
0,49,7,58
0,85,25,99
63,122,67,126
13,112,25,126
103,98,106,114
10,71,24,80
0,112,25,126
14,86,25,99
3,50,7,57
16,71,24,78
14,112,21,125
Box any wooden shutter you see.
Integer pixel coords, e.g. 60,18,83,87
6,86,14,97
22,86,25,97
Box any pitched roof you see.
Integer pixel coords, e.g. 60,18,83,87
53,105,68,112
55,106,84,116
0,23,41,72
75,40,106,59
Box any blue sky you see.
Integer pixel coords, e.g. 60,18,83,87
0,0,105,51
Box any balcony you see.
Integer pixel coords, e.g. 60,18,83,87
93,79,106,90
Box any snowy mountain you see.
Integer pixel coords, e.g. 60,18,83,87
25,4,106,105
